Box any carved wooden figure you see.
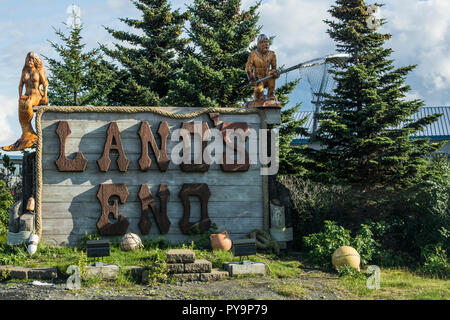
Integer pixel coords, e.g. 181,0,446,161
179,183,211,234
245,34,281,107
97,122,130,172
138,184,171,235
2,52,48,151
96,184,130,235
55,121,88,172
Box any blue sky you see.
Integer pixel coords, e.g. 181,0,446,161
1,0,449,151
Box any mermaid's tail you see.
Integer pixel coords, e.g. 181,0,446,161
2,94,42,152
2,132,37,151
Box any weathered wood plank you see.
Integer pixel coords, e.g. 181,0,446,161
42,168,263,186
41,109,262,124
41,201,263,219
41,158,263,172
41,217,263,235
41,232,253,247
41,136,260,157
41,184,263,203
41,119,262,139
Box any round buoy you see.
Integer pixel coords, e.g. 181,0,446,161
120,233,144,251
332,246,360,271
27,234,39,255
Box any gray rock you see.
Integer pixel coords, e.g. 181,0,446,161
19,213,34,232
7,231,32,246
8,201,22,233
84,265,120,280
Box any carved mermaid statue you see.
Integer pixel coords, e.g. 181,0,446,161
2,52,48,151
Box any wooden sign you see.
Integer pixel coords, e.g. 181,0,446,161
34,106,280,246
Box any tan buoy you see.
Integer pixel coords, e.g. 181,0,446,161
26,197,35,212
332,246,361,271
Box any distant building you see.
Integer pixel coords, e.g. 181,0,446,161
291,106,450,155
0,154,23,185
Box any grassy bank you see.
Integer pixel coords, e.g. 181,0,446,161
0,235,448,300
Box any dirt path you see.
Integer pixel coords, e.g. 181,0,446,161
0,270,356,300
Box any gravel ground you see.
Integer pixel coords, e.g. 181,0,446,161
0,270,354,300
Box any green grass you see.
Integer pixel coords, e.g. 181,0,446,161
271,281,306,298
336,268,450,300
0,237,301,279
1,236,448,300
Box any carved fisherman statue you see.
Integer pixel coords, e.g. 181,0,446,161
245,34,281,108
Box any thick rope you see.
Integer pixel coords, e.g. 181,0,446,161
34,106,268,237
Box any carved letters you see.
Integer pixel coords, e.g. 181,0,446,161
179,184,211,234
138,184,171,235
96,184,130,236
55,120,251,236
221,122,250,172
138,121,170,172
97,122,130,172
180,122,211,172
55,121,88,172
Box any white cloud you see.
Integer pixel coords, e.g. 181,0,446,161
258,0,335,67
0,94,18,147
106,0,128,10
383,0,450,100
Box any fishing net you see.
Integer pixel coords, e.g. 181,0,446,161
296,55,349,137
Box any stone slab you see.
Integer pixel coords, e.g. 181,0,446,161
223,262,267,277
0,266,28,280
123,266,144,278
200,269,229,282
148,262,185,274
166,249,195,263
28,268,58,280
166,263,185,274
184,259,212,274
84,264,120,280
172,273,201,282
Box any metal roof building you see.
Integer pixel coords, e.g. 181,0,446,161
292,106,450,153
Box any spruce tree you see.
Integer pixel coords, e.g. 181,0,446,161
44,22,116,106
103,0,189,105
166,0,260,108
304,0,441,191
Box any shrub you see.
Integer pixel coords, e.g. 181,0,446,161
419,245,450,279
277,176,352,246
303,221,379,268
281,156,449,266
146,249,168,286
187,223,218,250
0,180,14,234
